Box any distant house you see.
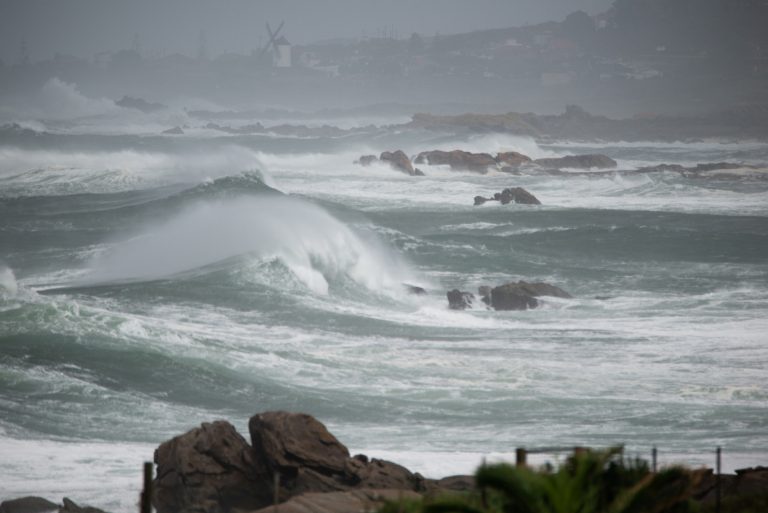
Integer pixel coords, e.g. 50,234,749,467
274,36,292,68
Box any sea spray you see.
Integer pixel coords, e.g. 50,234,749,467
84,196,417,295
0,266,18,297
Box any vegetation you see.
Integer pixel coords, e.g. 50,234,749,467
380,448,704,513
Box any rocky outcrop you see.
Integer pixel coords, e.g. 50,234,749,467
404,284,427,295
415,150,497,173
380,151,417,175
447,289,475,310
474,187,541,206
534,154,617,169
154,420,268,513
476,281,572,311
153,412,456,513
495,151,532,167
162,126,184,135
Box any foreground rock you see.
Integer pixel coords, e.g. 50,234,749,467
534,154,617,169
153,411,462,513
415,150,497,173
251,489,422,513
474,187,541,206
0,497,106,513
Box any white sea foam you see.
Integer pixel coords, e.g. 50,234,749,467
84,196,416,295
0,266,18,297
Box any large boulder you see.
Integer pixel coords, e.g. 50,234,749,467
379,150,416,175
415,150,497,173
153,421,269,513
249,411,350,477
534,154,617,169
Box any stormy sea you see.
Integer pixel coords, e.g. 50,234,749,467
1,82,767,512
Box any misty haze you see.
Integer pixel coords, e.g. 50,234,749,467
1,1,767,513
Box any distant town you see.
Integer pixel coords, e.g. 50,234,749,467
2,0,767,116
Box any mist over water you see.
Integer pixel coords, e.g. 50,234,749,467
2,1,768,511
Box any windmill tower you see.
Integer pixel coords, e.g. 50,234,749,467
261,22,291,68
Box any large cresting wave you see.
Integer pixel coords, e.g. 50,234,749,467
84,195,416,295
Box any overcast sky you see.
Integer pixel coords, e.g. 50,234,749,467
0,0,614,63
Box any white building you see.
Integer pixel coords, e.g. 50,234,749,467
274,36,292,68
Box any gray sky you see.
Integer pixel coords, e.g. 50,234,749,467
0,0,614,63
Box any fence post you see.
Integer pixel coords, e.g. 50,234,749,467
141,461,152,513
652,446,657,473
716,447,722,513
516,448,527,467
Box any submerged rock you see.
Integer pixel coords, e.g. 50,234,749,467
534,154,617,169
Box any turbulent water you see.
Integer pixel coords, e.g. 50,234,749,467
2,84,768,511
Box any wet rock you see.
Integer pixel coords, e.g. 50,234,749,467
495,151,532,167
489,281,571,311
447,289,475,310
354,155,378,167
404,284,427,295
0,497,58,513
534,154,617,169
474,187,541,206
379,150,416,175
153,420,268,513
415,150,497,173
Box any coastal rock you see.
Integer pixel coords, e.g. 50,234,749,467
488,281,572,311
153,420,268,513
345,457,425,491
404,284,427,295
162,126,184,135
447,289,475,310
474,187,541,206
0,497,58,513
379,150,416,175
534,154,617,169
355,155,378,167
250,489,422,513
495,151,532,167
415,150,497,173
249,411,350,477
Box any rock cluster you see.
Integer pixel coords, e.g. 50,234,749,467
153,411,467,513
447,281,572,311
474,187,541,206
534,154,617,169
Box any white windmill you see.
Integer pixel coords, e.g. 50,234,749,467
261,22,291,68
